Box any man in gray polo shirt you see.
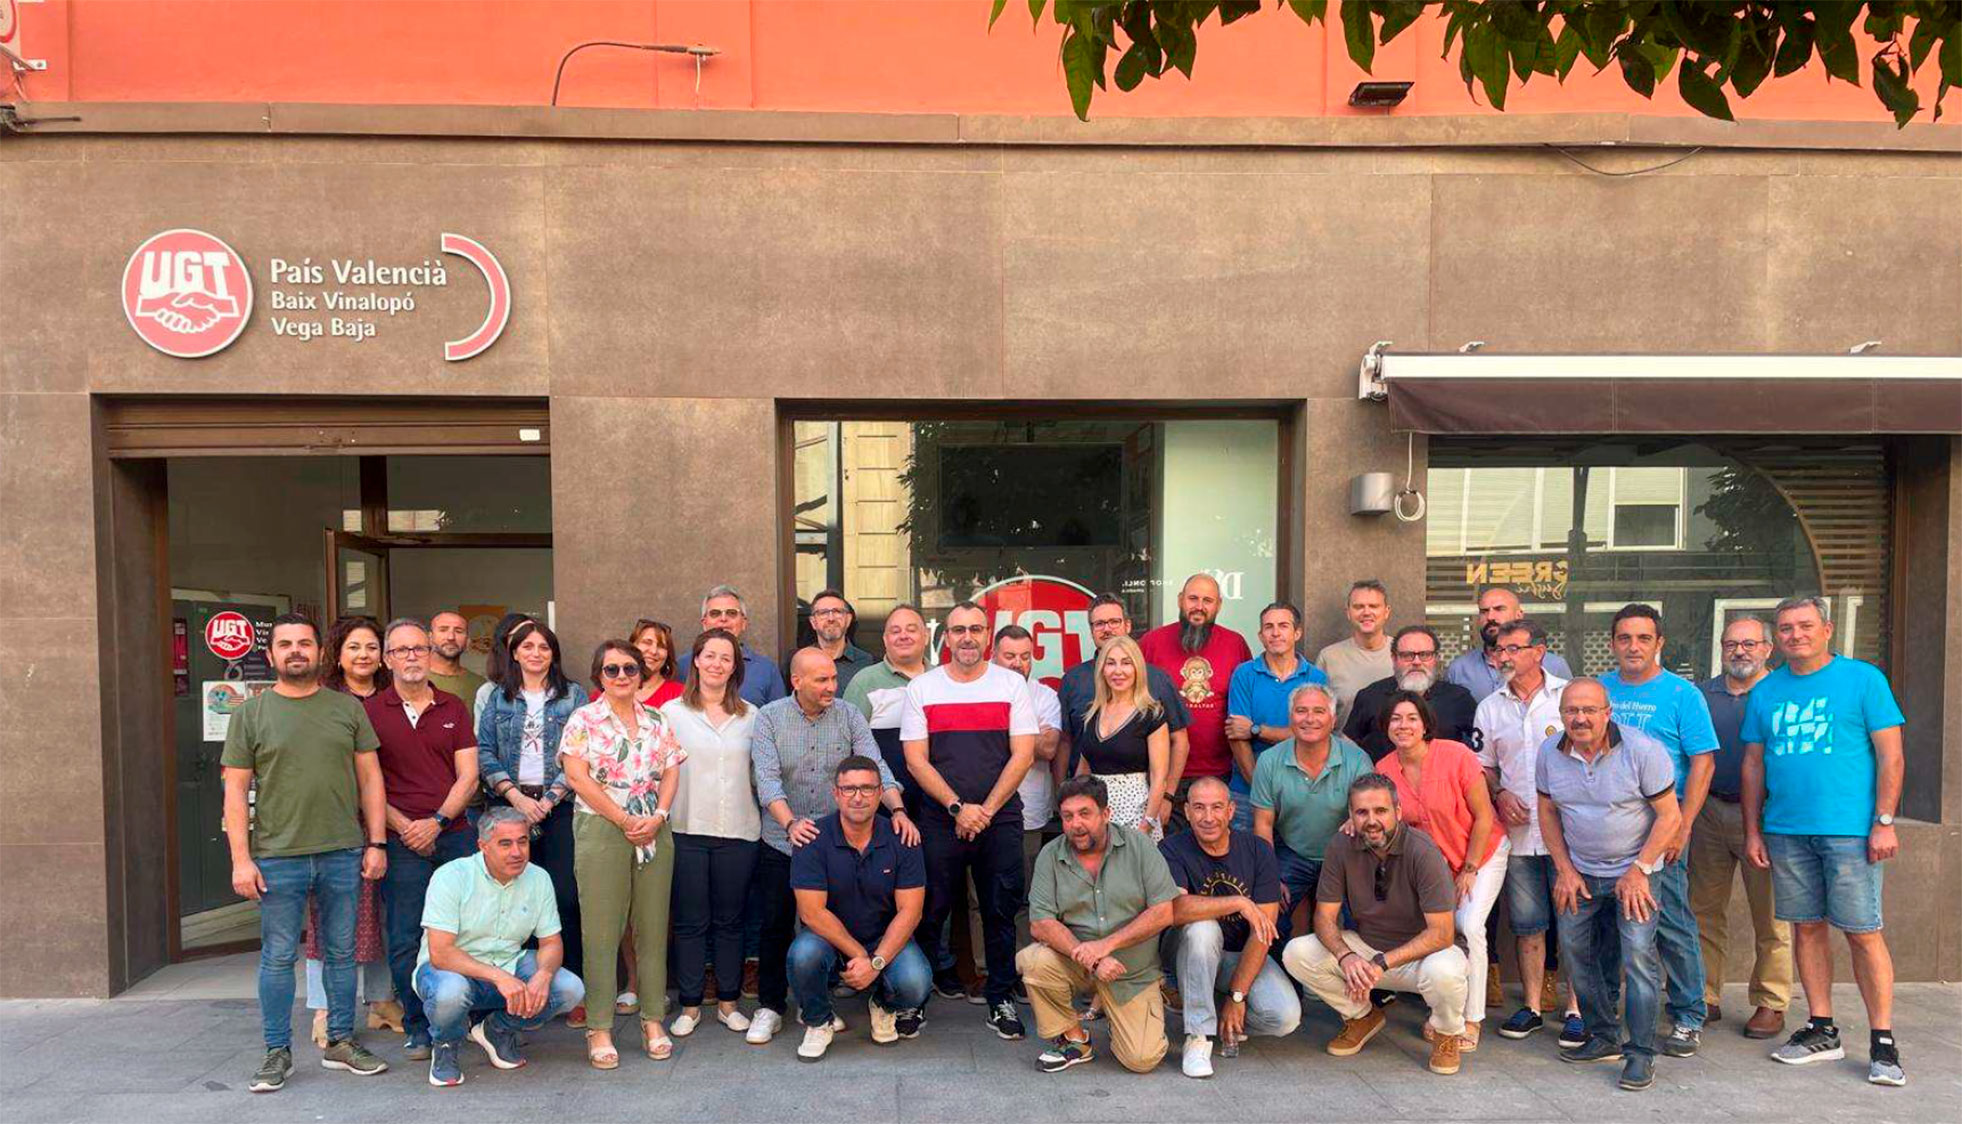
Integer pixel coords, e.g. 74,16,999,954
748,648,918,1044
1537,678,1681,1093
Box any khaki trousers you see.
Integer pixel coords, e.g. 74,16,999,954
1015,943,1167,1073
1282,932,1469,1036
573,812,676,1029
1688,800,1792,1010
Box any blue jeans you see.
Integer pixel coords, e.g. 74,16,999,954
1556,871,1662,1057
382,830,477,1039
1164,921,1301,1039
1272,845,1322,946
1652,856,1707,1030
257,848,362,1049
787,932,931,1026
414,951,585,1045
1765,833,1884,933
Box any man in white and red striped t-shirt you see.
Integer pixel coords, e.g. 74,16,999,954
901,601,1038,1040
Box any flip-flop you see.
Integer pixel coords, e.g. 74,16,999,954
585,1030,620,1070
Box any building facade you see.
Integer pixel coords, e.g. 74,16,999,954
2,1,1958,997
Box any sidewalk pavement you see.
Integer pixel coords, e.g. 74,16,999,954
2,965,1956,1124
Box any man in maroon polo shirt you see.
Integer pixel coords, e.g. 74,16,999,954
366,616,481,1058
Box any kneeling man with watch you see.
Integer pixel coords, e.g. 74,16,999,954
787,755,933,1061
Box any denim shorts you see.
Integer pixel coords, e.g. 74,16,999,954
1502,853,1556,937
1765,833,1883,933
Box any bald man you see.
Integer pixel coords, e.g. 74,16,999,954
1139,575,1253,810
747,647,917,1044
1446,588,1574,702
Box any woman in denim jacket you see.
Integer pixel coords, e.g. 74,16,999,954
477,619,588,1005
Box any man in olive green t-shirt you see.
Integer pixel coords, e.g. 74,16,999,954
427,611,487,713
220,614,389,1094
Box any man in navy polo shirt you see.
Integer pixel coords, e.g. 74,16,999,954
788,755,931,1061
366,617,481,1059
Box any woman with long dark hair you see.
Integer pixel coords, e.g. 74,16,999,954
476,619,587,1018
472,611,537,716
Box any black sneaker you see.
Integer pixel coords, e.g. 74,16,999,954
468,1019,526,1069
933,972,966,1002
1013,978,1029,1005
1038,1035,1094,1073
402,1030,433,1061
1497,1007,1543,1040
1619,1052,1655,1090
249,1047,292,1093
1770,1023,1845,1065
895,1008,926,1039
1369,988,1398,1008
1559,1037,1625,1064
1661,1025,1700,1057
987,999,1026,1040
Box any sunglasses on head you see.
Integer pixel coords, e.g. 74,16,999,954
1373,860,1391,902
601,662,642,680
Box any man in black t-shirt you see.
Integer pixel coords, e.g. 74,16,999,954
1157,777,1300,1079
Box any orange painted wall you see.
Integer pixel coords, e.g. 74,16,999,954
7,0,1949,124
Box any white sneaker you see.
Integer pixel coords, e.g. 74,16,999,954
1182,1035,1214,1079
670,1010,701,1037
869,1002,898,1045
800,1012,848,1032
716,1006,752,1033
745,1008,782,1045
798,1023,835,1062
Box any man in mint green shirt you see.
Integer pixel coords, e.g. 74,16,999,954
1249,682,1375,943
414,808,585,1086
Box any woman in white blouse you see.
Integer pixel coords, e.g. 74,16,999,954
660,628,762,1037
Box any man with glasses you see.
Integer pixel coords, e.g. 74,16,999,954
1688,617,1791,1041
426,610,486,710
795,589,877,692
678,584,787,707
364,618,482,1059
1058,593,1190,788
1537,679,1681,1092
1446,587,1574,703
1224,601,1327,829
787,756,933,1060
901,601,1039,1041
1343,624,1477,763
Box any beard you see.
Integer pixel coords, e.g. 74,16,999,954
1724,656,1763,680
434,640,464,660
1180,620,1214,654
1397,668,1436,693
1479,618,1504,646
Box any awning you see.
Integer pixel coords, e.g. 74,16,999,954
1361,352,1962,435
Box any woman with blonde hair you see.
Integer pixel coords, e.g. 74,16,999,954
1072,635,1171,840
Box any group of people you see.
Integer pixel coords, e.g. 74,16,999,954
220,575,1910,1096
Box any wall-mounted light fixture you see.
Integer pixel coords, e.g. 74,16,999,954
1348,81,1413,108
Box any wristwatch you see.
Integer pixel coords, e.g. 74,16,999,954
947,800,965,817
870,954,887,971
365,841,387,851
1229,989,1246,1004
433,812,452,829
1370,952,1389,970
1875,813,1896,826
1634,857,1661,876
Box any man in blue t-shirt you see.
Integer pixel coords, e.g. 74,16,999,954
1741,596,1906,1088
1600,604,1718,1055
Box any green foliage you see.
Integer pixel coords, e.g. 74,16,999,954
1002,1,1961,126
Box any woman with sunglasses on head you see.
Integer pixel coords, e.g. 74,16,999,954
1374,689,1506,1049
477,619,588,1019
660,628,761,1038
561,640,686,1068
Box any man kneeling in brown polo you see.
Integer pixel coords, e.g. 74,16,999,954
1282,773,1470,1075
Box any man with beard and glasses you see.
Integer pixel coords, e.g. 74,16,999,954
1315,580,1394,725
1058,593,1190,792
791,589,878,692
1344,625,1477,763
425,611,486,713
1446,587,1574,703
1019,776,1180,1074
223,613,391,1093
1139,574,1252,815
1224,601,1327,832
1688,617,1791,1041
900,602,1039,1041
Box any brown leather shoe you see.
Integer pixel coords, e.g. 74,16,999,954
1706,1002,1722,1023
1485,973,1503,1009
1424,1020,1480,1052
1428,1032,1463,1075
1744,1007,1786,1039
1327,1008,1387,1056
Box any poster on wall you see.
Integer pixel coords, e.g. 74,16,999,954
458,603,509,677
202,679,273,741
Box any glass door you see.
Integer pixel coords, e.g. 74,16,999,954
325,530,393,623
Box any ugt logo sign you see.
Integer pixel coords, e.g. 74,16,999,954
121,229,254,358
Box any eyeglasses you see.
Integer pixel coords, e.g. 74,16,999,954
1721,640,1767,651
1560,705,1608,718
1494,643,1542,656
810,607,848,619
386,645,431,658
834,783,881,797
600,663,643,680
944,624,987,637
1393,650,1438,661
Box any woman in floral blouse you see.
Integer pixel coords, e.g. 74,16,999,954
561,639,686,1068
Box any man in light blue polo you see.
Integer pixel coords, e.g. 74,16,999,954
1249,683,1374,945
1446,587,1574,702
1599,603,1717,1058
415,808,585,1086
1226,601,1328,831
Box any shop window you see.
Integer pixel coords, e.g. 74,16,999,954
1425,440,1891,681
789,417,1281,681
384,455,552,534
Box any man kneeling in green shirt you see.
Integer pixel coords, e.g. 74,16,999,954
415,807,586,1086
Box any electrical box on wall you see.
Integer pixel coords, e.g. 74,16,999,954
1350,472,1394,516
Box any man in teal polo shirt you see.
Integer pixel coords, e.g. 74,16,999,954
1249,682,1375,943
1226,601,1329,831
415,808,585,1086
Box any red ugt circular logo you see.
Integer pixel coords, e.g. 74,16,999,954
122,229,254,358
204,611,256,661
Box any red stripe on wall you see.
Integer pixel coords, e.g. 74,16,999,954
924,701,1012,734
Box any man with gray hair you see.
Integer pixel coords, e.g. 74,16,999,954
415,807,585,1086
364,617,481,1060
1344,624,1478,763
677,584,788,707
1249,682,1375,945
